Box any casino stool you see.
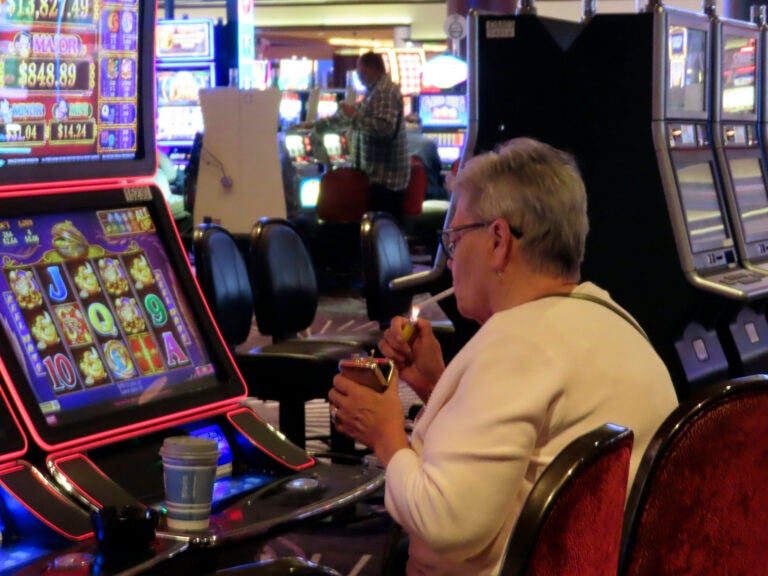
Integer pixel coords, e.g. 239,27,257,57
192,221,364,451
360,212,455,358
360,212,414,329
313,167,370,287
251,217,401,451
250,217,384,351
403,156,428,219
618,375,768,576
501,423,633,576
402,157,428,252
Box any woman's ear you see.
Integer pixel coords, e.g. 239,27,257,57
489,218,513,268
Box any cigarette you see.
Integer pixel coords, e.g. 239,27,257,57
401,287,455,342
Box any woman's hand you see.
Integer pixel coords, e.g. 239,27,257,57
329,371,409,466
379,316,445,404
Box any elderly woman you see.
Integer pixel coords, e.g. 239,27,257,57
329,138,677,576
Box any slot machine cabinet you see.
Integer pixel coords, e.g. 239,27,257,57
0,1,383,572
711,18,768,375
0,185,383,553
465,12,584,159
0,378,188,575
565,7,768,398
279,129,325,217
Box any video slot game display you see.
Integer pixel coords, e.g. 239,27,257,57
721,34,757,116
0,0,156,188
729,157,768,243
0,187,245,449
667,25,709,116
156,64,214,147
322,132,348,162
317,91,340,119
675,161,731,253
284,132,309,163
279,91,303,130
155,19,214,62
419,93,468,129
424,130,466,167
277,59,313,92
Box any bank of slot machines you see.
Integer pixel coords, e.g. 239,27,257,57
560,6,768,397
447,7,768,400
0,2,382,574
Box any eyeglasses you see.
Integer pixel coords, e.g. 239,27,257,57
438,221,523,256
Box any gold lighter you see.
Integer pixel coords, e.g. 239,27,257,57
338,352,396,393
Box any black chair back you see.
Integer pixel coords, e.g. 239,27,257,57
250,218,319,341
360,212,413,328
502,423,633,576
619,374,768,576
192,222,253,348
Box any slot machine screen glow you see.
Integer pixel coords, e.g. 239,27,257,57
0,187,245,448
721,34,757,115
676,161,730,253
0,0,157,188
667,25,708,115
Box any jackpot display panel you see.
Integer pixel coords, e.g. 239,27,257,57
0,0,157,189
0,186,246,451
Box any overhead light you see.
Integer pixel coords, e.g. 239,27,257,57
329,37,394,48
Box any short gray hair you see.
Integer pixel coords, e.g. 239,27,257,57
449,138,588,279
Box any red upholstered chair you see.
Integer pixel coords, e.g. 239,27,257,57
317,167,369,223
403,156,427,218
500,423,633,576
619,374,768,576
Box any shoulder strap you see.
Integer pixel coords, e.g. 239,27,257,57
537,292,650,342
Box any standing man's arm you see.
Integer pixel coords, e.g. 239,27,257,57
345,87,401,139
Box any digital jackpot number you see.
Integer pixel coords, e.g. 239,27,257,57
49,120,95,143
1,122,45,144
15,60,90,92
3,0,92,21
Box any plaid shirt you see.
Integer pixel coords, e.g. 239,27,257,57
317,75,410,191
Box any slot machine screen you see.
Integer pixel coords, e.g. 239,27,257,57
279,92,302,129
0,1,157,189
676,161,730,253
0,187,245,448
277,59,313,91
730,157,768,243
322,133,347,160
285,133,308,161
418,94,468,128
720,35,757,115
156,65,214,147
667,25,708,115
155,19,214,61
317,92,339,119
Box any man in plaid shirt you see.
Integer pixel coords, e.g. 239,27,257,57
315,51,411,222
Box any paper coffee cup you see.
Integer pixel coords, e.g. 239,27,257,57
159,436,220,531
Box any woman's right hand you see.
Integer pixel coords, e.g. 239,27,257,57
379,316,445,403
